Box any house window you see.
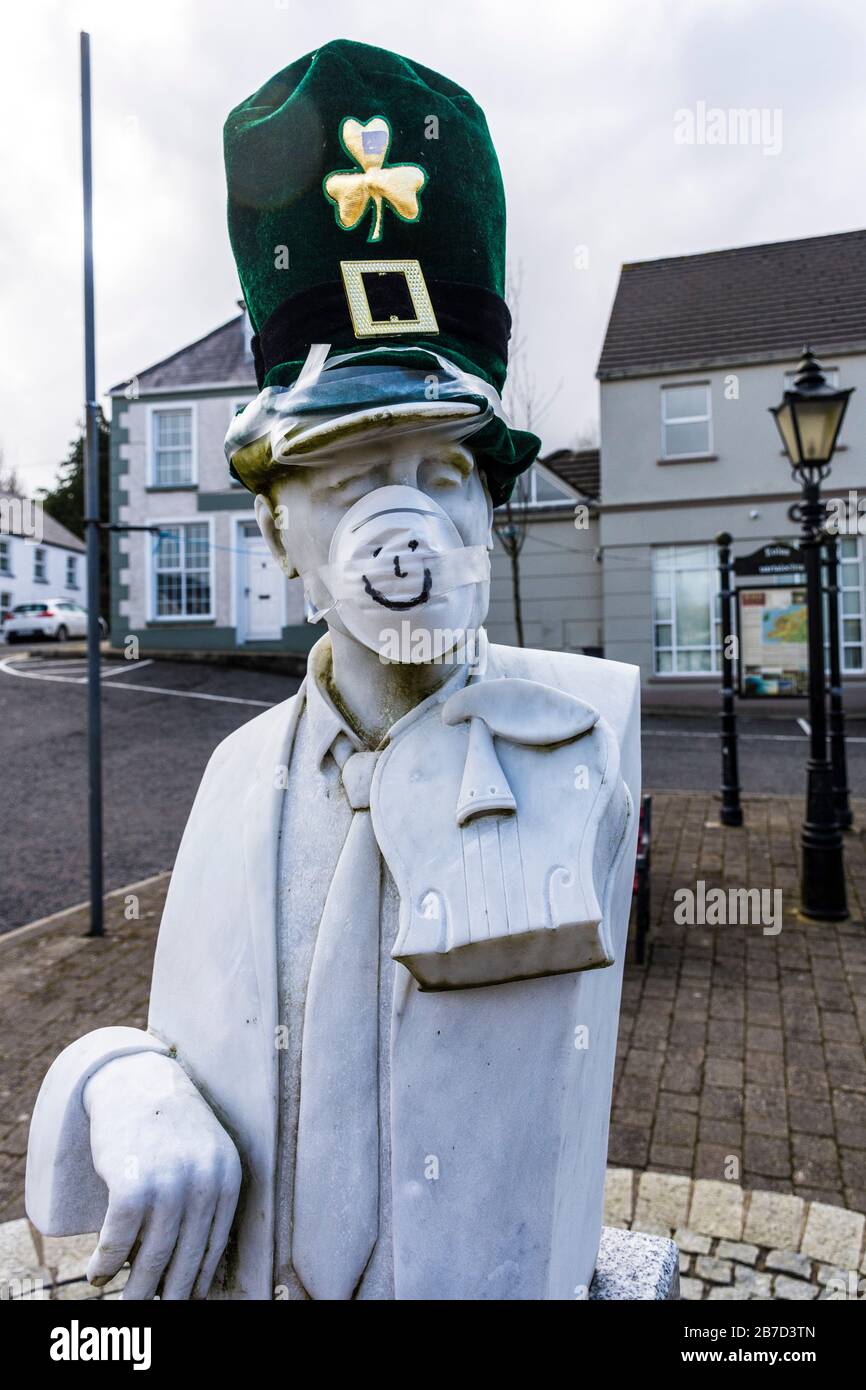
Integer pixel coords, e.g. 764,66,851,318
0,539,10,575
153,523,211,618
66,555,79,588
652,543,721,674
661,383,712,459
33,546,47,582
525,464,573,505
152,408,194,487
0,591,11,612
838,536,864,673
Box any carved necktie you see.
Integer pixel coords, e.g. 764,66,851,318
292,740,382,1300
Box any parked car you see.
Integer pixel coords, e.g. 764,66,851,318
2,600,107,644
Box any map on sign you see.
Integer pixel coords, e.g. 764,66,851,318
762,604,808,647
738,586,809,697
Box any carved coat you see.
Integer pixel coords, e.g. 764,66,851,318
27,638,640,1300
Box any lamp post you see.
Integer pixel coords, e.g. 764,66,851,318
770,347,853,920
715,532,743,826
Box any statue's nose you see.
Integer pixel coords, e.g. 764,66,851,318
393,553,408,579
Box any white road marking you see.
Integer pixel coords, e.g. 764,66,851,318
0,655,275,708
797,718,811,736
100,659,154,680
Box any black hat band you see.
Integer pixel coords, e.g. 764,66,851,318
251,277,511,391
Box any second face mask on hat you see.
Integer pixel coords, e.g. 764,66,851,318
302,485,490,663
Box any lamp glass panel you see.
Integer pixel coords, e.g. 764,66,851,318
791,397,845,462
773,403,801,463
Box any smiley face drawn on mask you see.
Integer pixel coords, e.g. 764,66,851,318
362,537,432,610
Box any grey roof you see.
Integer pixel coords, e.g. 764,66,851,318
597,229,866,379
542,448,600,500
109,313,256,395
0,495,85,551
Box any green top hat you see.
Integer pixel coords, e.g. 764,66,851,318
223,39,540,504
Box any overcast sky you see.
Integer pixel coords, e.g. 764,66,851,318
3,0,866,493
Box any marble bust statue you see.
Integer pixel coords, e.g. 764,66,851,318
25,39,641,1301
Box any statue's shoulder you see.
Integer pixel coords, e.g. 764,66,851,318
487,643,640,709
203,687,303,783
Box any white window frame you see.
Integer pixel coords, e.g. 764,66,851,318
519,462,576,508
65,554,79,589
146,516,214,622
660,381,713,460
652,542,722,676
147,403,198,488
836,534,865,674
33,545,47,582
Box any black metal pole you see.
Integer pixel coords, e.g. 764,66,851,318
799,481,847,919
81,32,104,937
822,530,853,830
716,532,743,826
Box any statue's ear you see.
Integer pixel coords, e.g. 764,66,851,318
254,493,298,579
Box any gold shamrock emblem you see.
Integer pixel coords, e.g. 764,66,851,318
323,117,426,243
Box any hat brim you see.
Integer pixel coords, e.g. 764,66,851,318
230,399,485,493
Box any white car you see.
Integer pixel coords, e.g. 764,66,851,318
2,599,103,644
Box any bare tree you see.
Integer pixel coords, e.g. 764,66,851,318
0,447,23,497
572,420,599,451
493,263,561,646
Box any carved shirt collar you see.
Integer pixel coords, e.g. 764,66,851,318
304,634,475,772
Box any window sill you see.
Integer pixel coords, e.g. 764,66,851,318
649,673,718,682
657,454,718,465
146,617,215,626
145,484,198,493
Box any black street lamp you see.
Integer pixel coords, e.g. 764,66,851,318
770,347,853,920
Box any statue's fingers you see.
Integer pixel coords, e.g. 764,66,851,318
121,1195,183,1301
158,1189,218,1301
191,1162,241,1300
86,1193,145,1287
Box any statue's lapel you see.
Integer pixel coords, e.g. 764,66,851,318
242,681,307,1033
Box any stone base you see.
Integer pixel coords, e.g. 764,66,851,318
589,1226,680,1300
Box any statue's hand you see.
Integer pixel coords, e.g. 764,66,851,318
83,1051,242,1300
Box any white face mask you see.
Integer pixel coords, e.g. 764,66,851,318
303,485,490,663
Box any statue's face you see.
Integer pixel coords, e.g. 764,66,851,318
258,436,493,653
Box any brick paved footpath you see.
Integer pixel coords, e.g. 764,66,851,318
1,792,865,1229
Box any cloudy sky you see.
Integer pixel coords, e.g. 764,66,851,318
3,0,866,493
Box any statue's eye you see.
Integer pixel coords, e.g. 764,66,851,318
372,546,382,557
408,539,419,551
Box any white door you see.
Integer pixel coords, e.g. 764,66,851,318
239,523,282,641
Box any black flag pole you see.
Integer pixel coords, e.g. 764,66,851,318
80,31,104,937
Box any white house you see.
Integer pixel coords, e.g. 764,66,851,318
592,229,866,696
0,495,86,616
